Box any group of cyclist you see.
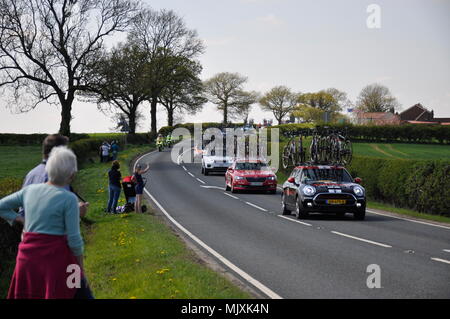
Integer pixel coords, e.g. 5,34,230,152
156,134,174,152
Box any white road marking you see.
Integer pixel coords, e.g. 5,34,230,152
431,258,450,265
182,166,187,171
367,209,450,230
331,231,392,248
188,172,195,178
224,193,239,200
196,178,206,184
245,202,268,212
134,153,282,299
200,185,224,190
443,249,450,253
277,215,312,227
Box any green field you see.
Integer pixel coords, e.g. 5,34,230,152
0,146,42,179
353,142,450,160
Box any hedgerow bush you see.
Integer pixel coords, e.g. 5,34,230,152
0,177,23,283
348,157,450,216
0,133,89,145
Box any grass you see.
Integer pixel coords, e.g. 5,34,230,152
352,142,450,160
74,145,251,299
0,146,42,178
367,201,450,224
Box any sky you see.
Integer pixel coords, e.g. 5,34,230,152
0,0,449,133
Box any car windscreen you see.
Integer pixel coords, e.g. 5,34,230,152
301,168,353,183
235,162,268,170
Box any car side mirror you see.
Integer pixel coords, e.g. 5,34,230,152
228,168,234,172
287,177,296,184
354,177,362,184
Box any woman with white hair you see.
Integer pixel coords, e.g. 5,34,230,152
0,146,91,299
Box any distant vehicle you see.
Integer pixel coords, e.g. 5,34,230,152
225,159,277,194
281,165,366,220
201,147,233,175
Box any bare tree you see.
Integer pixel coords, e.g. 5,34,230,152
0,0,138,136
260,86,299,124
356,83,400,113
128,8,205,134
204,72,258,124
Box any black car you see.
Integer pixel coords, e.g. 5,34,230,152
281,165,366,220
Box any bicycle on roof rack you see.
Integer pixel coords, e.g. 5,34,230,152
282,127,353,168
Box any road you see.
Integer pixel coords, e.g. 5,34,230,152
135,140,450,299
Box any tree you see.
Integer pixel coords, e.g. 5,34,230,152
158,57,206,127
356,83,400,112
0,0,138,136
82,42,149,134
230,91,259,124
259,86,298,125
204,72,258,124
324,88,353,111
291,105,325,123
298,91,342,113
129,8,205,134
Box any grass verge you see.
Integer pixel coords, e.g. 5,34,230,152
74,145,251,299
367,201,450,224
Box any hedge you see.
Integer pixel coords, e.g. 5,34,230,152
271,123,450,144
158,122,246,137
348,157,450,216
0,133,90,145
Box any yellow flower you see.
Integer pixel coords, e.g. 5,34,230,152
130,296,137,299
112,278,117,281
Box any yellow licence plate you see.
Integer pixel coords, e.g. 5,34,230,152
327,199,346,205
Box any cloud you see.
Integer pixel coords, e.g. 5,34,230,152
257,14,283,26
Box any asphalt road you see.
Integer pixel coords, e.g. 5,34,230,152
136,141,450,299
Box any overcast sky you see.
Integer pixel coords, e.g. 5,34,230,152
1,0,449,133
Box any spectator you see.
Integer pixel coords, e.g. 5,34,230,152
19,134,88,220
0,146,92,299
100,142,110,163
111,141,120,161
132,163,149,214
107,161,122,214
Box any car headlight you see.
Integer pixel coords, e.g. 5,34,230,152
235,176,245,180
353,186,364,196
303,185,316,196
267,176,276,181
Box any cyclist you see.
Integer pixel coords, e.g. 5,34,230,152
156,134,164,151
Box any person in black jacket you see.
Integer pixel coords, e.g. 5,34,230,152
107,161,122,214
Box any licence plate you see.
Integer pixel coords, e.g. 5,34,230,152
327,199,346,205
250,182,263,186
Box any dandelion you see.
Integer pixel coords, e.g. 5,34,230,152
112,278,117,281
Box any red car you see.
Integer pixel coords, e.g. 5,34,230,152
225,160,277,194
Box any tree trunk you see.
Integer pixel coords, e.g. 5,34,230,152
223,102,228,124
128,109,137,134
167,108,174,127
59,98,73,137
150,95,158,134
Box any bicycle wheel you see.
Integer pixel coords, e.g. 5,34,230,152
340,139,353,165
282,139,294,169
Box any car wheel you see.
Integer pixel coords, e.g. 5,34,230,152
354,209,366,220
295,198,308,219
281,194,290,215
201,166,205,175
204,168,209,176
225,182,231,191
231,182,238,193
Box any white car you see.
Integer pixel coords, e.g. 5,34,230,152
201,147,234,175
